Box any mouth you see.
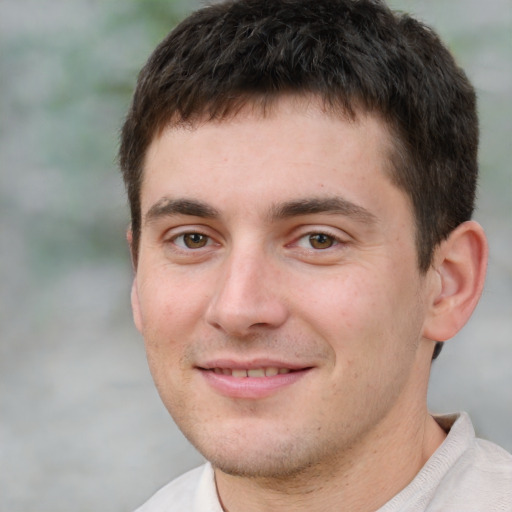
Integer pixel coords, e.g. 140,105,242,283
206,367,296,377
197,361,313,399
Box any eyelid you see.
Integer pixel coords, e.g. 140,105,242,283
173,233,213,249
295,233,340,250
289,226,351,248
163,225,221,249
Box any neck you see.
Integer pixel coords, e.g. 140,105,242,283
215,389,446,512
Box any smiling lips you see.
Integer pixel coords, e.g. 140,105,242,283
210,367,293,377
199,363,311,399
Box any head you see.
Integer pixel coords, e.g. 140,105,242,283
119,0,487,487
120,0,479,274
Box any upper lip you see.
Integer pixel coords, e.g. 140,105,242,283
197,358,312,371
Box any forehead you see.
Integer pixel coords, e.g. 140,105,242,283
141,96,406,221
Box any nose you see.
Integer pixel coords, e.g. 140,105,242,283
205,248,289,337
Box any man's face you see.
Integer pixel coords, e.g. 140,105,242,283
132,98,436,478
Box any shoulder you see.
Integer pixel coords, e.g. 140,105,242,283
379,412,512,512
134,464,209,512
435,435,512,509
431,413,512,511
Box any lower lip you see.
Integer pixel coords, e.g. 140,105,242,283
199,369,311,399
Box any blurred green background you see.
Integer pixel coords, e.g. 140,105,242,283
1,1,510,510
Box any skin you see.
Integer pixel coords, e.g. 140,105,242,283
130,97,487,511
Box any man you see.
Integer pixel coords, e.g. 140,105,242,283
119,0,512,510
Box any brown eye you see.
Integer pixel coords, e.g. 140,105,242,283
181,233,209,249
308,233,335,249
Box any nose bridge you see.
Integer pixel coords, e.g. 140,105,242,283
205,241,288,335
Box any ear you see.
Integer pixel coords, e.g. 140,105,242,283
423,221,488,342
127,228,144,333
131,276,144,334
126,228,137,271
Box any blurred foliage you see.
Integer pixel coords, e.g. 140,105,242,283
1,0,200,283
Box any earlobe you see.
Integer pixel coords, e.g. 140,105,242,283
423,221,488,342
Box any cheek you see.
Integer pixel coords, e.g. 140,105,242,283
138,269,209,335
135,275,209,389
305,269,425,414
301,271,384,330
137,278,199,402
298,266,423,357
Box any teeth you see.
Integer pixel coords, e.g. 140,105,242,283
247,368,265,378
211,367,293,377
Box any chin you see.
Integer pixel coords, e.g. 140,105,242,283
186,425,334,480
208,450,319,479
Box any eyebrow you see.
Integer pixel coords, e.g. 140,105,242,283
144,195,377,226
144,198,220,225
269,197,377,224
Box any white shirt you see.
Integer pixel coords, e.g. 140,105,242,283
135,412,512,512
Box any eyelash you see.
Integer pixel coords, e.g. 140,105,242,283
294,232,342,250
171,232,217,250
167,229,345,253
